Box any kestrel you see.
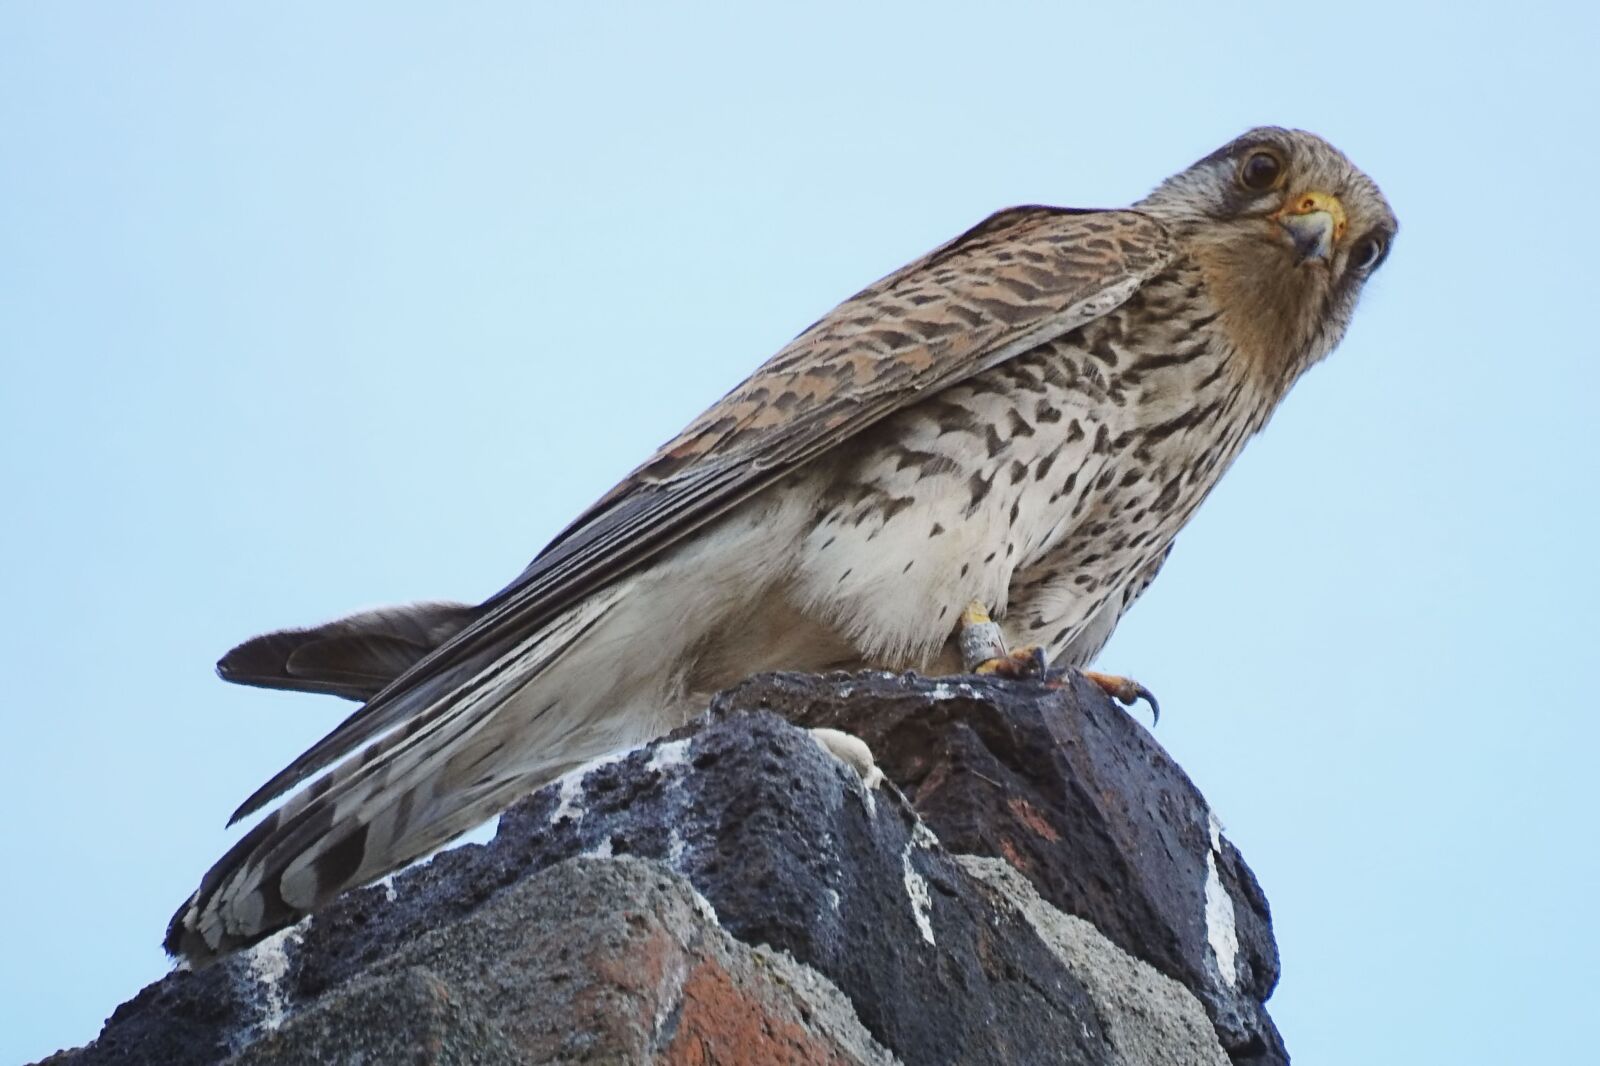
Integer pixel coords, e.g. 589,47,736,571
168,127,1396,964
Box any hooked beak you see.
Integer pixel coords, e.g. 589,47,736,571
1275,191,1347,263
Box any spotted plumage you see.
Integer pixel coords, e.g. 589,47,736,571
169,127,1396,964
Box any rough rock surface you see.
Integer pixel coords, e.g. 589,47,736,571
723,672,1286,1064
231,858,898,1065
40,671,1287,1066
958,857,1227,1066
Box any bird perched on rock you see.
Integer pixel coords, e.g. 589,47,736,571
168,127,1395,964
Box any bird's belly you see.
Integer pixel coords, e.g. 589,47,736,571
1007,398,1263,659
786,365,1120,666
784,310,1260,668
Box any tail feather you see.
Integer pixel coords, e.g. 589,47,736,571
168,586,629,965
216,601,479,702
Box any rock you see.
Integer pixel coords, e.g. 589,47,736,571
232,858,898,1065
720,672,1286,1064
415,707,1119,1065
40,671,1285,1066
958,857,1227,1066
228,967,525,1066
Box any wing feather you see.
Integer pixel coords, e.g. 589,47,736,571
229,205,1176,821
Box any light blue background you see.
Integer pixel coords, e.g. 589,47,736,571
3,3,1595,1061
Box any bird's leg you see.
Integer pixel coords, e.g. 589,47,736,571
957,601,1160,721
959,601,1050,679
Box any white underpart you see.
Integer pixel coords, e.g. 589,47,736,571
1203,812,1239,988
786,281,1152,666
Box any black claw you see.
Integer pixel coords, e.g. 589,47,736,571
1050,670,1161,725
1134,684,1160,725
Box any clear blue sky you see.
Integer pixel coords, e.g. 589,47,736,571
2,3,1595,1061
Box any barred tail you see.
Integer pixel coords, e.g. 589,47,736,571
167,583,631,965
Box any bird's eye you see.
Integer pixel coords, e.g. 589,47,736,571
1350,235,1386,272
1238,149,1284,191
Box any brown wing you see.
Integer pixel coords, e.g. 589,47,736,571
229,205,1175,822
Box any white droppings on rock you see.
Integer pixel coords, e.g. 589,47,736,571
647,738,692,776
550,750,633,825
1203,812,1239,989
689,885,721,928
584,836,615,859
901,842,936,945
900,819,942,942
242,924,304,1033
375,874,398,903
666,828,686,865
551,775,585,824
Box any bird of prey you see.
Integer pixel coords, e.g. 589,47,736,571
167,127,1395,965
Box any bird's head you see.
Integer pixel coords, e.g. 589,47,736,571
1135,127,1397,389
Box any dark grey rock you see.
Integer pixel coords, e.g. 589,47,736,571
447,709,1119,1065
227,966,524,1066
41,671,1283,1066
959,856,1227,1066
719,672,1287,1065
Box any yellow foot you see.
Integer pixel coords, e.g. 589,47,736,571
955,602,1158,721
1080,669,1161,723
959,601,1050,678
974,645,1051,680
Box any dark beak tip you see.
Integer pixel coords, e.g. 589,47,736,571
1293,232,1328,262
1281,212,1335,263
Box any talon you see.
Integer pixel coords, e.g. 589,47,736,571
1081,669,1161,724
974,644,1051,680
